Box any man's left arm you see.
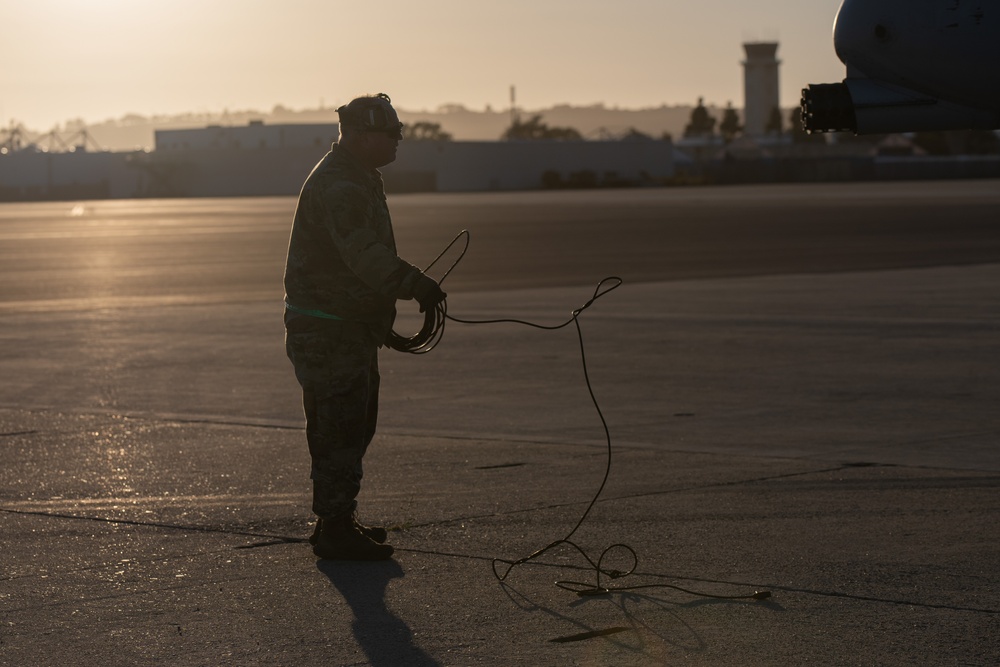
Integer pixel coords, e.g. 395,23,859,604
320,183,443,307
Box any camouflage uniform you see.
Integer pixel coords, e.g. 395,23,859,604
283,143,424,519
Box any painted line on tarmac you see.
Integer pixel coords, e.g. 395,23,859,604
1,492,305,513
0,290,278,314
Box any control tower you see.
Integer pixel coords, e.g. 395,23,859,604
742,42,781,136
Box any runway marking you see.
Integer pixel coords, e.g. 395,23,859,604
0,290,278,313
0,225,278,242
2,492,306,512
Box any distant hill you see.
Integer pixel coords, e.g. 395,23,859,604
21,103,760,152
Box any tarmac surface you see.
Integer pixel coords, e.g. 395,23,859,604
2,181,1000,665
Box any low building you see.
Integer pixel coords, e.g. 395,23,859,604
0,149,118,201
139,122,679,196
155,121,339,152
6,120,993,202
383,139,675,192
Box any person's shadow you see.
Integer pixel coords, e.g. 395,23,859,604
317,559,440,667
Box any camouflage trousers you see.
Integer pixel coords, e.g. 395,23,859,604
285,314,380,519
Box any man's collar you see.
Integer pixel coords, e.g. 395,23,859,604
332,142,381,181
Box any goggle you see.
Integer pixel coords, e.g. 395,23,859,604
368,123,404,140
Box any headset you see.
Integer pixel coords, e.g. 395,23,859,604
337,93,403,140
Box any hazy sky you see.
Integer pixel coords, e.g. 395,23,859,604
1,0,846,130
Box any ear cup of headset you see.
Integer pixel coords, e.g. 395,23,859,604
365,105,388,129
338,93,394,130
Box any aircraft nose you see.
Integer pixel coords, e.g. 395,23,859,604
833,0,921,79
834,0,883,70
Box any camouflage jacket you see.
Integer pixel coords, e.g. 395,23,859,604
283,144,422,342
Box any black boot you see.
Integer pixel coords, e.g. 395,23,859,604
309,514,388,545
353,514,389,544
312,512,394,561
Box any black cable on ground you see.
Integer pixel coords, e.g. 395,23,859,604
387,230,770,602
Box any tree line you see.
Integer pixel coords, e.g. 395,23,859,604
401,100,999,154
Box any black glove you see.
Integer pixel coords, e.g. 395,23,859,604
413,274,446,312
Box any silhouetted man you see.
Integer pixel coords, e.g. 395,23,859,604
283,93,445,560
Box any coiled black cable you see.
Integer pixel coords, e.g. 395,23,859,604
384,301,447,354
385,230,469,354
388,230,770,602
